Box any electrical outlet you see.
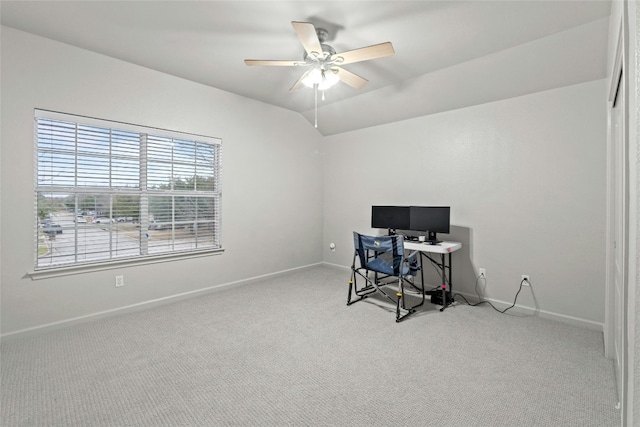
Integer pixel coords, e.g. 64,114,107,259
521,275,530,286
115,275,124,287
479,268,486,278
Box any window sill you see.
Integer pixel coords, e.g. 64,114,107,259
27,248,225,280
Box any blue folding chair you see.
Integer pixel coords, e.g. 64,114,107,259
348,232,424,322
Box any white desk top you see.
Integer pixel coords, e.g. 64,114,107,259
404,240,462,254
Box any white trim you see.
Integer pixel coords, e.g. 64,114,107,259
27,248,225,280
625,1,639,425
323,261,350,272
604,11,629,423
322,262,603,331
33,109,223,272
453,291,605,332
12,259,608,342
3,262,323,340
605,15,625,361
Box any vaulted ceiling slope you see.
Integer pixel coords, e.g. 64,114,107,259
0,1,611,135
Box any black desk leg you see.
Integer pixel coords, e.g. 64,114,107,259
439,253,446,311
449,252,453,302
439,252,454,311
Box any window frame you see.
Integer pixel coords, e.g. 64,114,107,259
31,109,223,278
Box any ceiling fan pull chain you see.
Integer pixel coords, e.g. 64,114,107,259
314,83,318,128
244,21,395,130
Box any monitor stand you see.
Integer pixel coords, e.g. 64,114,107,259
427,231,442,245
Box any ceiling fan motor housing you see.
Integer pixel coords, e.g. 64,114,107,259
245,21,394,93
316,27,329,43
304,43,336,63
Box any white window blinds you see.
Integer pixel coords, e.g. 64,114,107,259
34,110,222,270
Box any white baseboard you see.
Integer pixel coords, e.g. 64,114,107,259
1,263,323,340
322,262,351,272
451,290,604,332
4,262,603,339
323,262,604,332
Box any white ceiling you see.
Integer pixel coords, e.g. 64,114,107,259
1,1,612,135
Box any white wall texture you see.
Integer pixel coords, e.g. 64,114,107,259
322,79,607,328
0,26,324,335
0,23,612,334
2,6,637,425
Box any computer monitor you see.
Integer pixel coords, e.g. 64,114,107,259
409,206,450,243
371,206,410,233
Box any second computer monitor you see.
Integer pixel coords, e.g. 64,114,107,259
409,206,450,242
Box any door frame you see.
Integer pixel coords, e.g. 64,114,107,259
604,12,629,426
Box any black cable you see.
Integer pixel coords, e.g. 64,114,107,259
455,277,527,314
475,274,483,301
429,259,450,287
416,253,451,289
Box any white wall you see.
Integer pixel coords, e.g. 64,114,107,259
0,22,611,335
322,79,607,327
0,27,324,335
633,2,640,422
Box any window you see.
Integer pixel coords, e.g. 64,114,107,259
34,110,222,270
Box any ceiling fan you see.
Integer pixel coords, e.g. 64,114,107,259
244,21,395,93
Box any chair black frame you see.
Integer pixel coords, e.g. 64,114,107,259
348,232,425,322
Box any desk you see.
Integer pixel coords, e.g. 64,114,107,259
404,241,462,311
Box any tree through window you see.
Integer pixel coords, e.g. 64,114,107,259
34,110,222,269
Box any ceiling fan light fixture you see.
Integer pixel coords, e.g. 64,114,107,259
244,21,395,130
302,67,339,90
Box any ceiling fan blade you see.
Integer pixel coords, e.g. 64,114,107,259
291,21,322,56
244,59,303,67
332,42,395,65
334,67,368,90
289,70,312,92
